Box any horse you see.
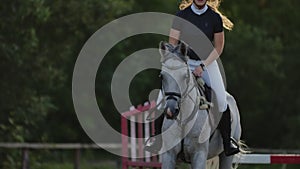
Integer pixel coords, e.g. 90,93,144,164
158,41,242,169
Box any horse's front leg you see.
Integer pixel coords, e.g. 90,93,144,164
191,140,209,169
161,149,177,169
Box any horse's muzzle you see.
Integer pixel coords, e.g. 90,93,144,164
164,99,179,119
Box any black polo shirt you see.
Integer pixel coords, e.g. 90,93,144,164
172,6,223,60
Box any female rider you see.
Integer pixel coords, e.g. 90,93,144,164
145,0,240,156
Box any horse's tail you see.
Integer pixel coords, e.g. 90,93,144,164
238,140,250,154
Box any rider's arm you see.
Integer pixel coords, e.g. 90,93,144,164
202,31,224,67
168,28,180,46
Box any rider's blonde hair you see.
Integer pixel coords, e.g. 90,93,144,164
179,0,234,30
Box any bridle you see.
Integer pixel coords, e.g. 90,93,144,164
160,51,200,125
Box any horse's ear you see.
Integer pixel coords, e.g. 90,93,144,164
159,41,167,56
178,41,188,56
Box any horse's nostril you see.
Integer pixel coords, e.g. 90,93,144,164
167,108,173,117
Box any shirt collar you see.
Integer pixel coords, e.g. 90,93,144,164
191,3,208,15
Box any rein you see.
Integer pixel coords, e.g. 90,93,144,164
175,76,200,127
161,54,201,127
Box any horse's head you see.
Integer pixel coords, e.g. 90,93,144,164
159,41,191,120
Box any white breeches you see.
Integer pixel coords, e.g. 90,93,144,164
188,59,227,112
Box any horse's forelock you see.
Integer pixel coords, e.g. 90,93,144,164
160,41,189,64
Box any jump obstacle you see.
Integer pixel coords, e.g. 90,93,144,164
121,101,300,169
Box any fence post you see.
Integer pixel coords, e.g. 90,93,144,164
21,148,29,169
74,148,81,169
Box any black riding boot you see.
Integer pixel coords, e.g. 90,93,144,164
144,113,164,153
218,107,240,156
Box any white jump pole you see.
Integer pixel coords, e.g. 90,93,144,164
129,106,136,161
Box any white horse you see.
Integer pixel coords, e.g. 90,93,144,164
158,41,242,169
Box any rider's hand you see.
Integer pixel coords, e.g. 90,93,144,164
193,66,204,77
193,63,206,77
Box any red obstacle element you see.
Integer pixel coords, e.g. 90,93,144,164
121,101,161,169
270,154,300,164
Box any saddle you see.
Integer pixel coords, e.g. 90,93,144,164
195,77,213,110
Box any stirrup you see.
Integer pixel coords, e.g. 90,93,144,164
230,137,240,148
